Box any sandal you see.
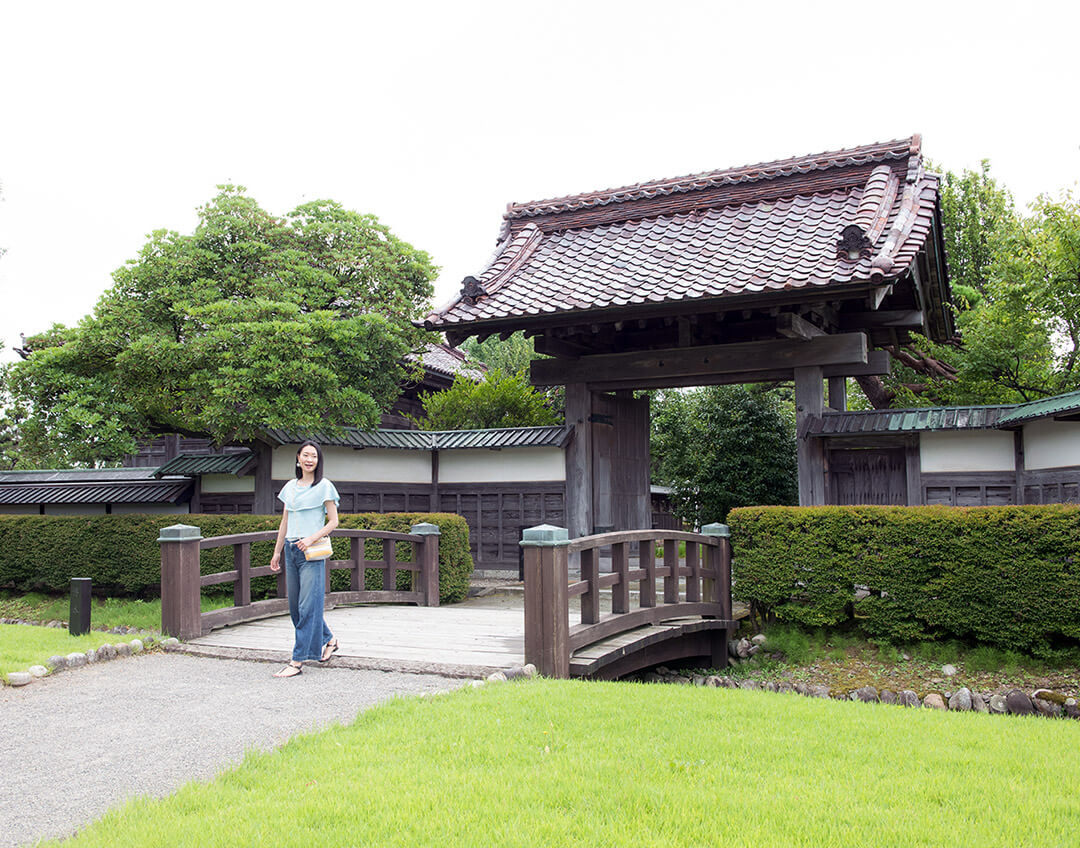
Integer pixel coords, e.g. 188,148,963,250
320,639,339,662
274,663,303,678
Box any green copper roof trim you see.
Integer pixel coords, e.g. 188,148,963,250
996,389,1080,426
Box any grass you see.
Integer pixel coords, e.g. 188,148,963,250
41,679,1080,847
0,590,230,633
1,624,121,681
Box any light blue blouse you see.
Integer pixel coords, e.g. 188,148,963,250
278,478,340,539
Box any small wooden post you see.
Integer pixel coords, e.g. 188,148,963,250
233,543,251,607
611,541,629,614
639,539,656,608
701,523,731,669
521,524,570,679
159,524,203,640
580,547,600,624
410,523,441,607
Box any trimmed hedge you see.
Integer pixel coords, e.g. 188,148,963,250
727,505,1080,655
0,512,473,604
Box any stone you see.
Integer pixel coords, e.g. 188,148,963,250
502,665,526,680
854,686,879,703
116,643,132,657
66,652,87,668
728,640,740,659
880,690,898,705
486,672,507,683
85,649,98,664
747,644,761,657
721,677,738,689
942,664,957,677
643,672,664,684
738,680,759,690
161,637,180,648
48,655,67,670
735,638,752,659
521,664,537,678
948,687,972,712
899,690,921,708
6,672,32,686
28,665,48,678
777,682,794,694
1005,690,1034,716
901,652,912,661
972,693,988,713
988,694,1008,715
809,685,831,699
98,644,116,660
1032,690,1064,718
704,676,722,687
1064,699,1079,720
469,679,484,688
923,693,946,710
130,639,144,654
751,634,768,646
794,682,810,696
692,675,707,687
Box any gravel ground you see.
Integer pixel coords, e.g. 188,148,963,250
0,653,460,847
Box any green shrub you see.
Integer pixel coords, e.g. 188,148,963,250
727,504,1080,656
0,512,472,604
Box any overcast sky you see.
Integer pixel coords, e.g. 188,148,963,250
1,0,1077,364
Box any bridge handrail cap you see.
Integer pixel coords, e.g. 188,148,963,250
409,522,441,536
157,524,202,543
700,523,730,538
520,524,570,547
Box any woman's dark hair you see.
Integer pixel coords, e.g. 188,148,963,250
295,441,325,484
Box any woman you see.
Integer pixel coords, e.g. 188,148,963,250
269,440,340,677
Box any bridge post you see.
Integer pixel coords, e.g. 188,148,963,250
158,524,203,640
521,524,570,679
701,523,732,668
410,523,441,606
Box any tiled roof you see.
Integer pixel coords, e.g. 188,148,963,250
809,405,1013,436
405,343,485,382
0,478,193,505
427,136,939,330
996,389,1080,426
264,425,570,450
153,452,254,478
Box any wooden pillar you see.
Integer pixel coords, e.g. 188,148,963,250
701,522,731,669
794,366,826,505
429,449,440,513
410,522,441,606
252,439,275,515
564,383,593,540
827,376,847,411
1014,429,1026,504
521,524,570,678
159,524,203,640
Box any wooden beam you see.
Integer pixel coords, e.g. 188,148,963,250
530,333,868,388
777,313,824,340
839,310,924,330
534,335,594,358
870,284,893,310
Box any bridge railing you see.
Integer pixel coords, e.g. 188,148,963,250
521,523,731,678
158,523,440,639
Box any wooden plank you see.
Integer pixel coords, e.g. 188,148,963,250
612,542,629,614
663,539,679,604
531,333,867,387
777,313,825,340
568,529,718,553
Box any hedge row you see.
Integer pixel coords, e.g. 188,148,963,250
0,512,473,604
726,505,1080,655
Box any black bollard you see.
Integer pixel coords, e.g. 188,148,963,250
69,578,92,636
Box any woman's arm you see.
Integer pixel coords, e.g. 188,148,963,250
298,500,339,551
269,507,288,572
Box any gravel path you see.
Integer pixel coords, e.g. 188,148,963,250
0,653,460,847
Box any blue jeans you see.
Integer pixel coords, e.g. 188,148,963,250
284,540,334,662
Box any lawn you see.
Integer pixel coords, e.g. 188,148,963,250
43,678,1080,847
0,624,123,681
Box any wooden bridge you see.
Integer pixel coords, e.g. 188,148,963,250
158,522,736,680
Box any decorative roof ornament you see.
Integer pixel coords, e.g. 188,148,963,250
837,225,872,260
460,276,488,306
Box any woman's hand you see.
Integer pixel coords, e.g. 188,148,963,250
296,537,314,552
270,552,282,573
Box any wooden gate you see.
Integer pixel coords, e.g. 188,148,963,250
826,447,907,505
590,393,650,534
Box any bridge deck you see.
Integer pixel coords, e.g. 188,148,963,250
180,590,748,679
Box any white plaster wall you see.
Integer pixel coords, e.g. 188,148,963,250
201,474,255,493
111,503,189,514
272,445,432,484
1023,419,1080,470
440,447,566,483
920,430,1016,473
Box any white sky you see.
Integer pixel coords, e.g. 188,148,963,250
1,0,1078,364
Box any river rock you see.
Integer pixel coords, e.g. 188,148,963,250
948,687,972,712
721,677,738,689
130,639,144,653
86,649,99,664
777,682,794,694
1064,698,1079,719
735,638,752,659
1032,690,1064,718
738,680,759,690
972,692,988,713
942,664,957,677
116,643,132,657
854,686,879,703
161,637,180,648
48,655,67,670
809,685,831,699
98,644,116,660
65,652,87,668
899,690,921,708
751,634,767,646
747,644,761,656
7,672,32,686
1005,690,1034,716
923,693,946,710
989,694,1008,714
522,663,537,678
704,675,722,687
28,665,48,678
